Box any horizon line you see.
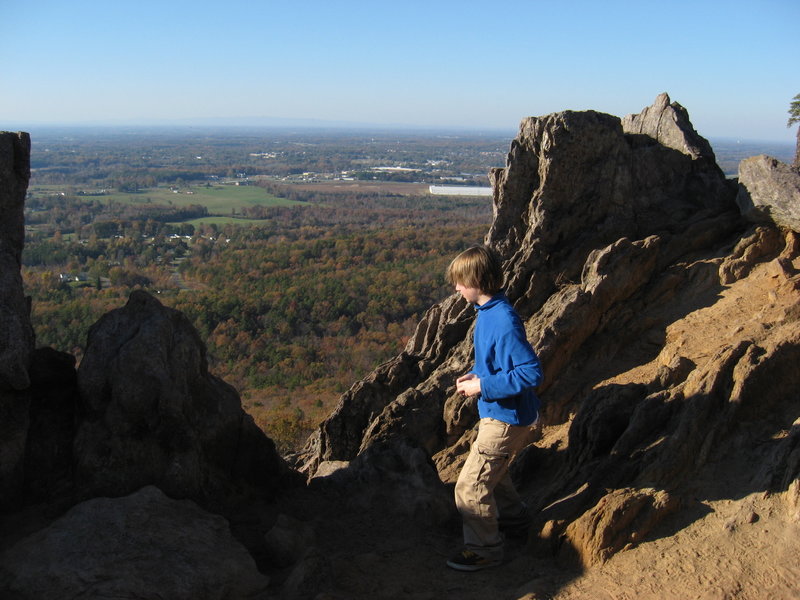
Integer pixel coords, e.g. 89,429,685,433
1,118,796,145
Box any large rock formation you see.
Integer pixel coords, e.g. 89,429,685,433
298,93,800,574
0,132,35,511
74,289,291,509
299,92,740,473
0,132,33,390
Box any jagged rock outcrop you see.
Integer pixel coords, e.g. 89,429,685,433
488,92,734,316
298,291,474,476
0,486,270,600
74,289,290,508
0,132,35,511
301,92,740,471
298,93,800,570
737,154,800,230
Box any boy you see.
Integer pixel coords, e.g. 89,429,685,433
445,245,543,572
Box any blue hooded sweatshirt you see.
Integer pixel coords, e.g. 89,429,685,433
472,293,542,426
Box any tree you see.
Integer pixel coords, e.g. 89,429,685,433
788,93,800,167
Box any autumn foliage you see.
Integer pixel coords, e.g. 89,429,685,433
24,188,491,452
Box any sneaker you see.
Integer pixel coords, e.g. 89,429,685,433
446,549,501,572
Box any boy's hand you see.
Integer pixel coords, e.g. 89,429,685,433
456,373,481,397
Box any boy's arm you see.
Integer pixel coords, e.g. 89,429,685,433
479,329,542,401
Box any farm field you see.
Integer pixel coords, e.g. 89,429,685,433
28,183,302,213
180,215,274,227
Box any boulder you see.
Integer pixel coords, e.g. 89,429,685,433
737,154,800,231
0,485,270,600
312,439,454,529
263,513,315,568
718,225,785,284
557,487,680,568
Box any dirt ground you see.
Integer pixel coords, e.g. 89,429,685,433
280,483,799,600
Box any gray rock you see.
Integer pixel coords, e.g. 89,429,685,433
0,485,269,600
718,225,785,284
621,91,716,160
311,460,350,479
312,440,455,528
558,487,681,568
737,154,800,231
281,549,332,600
22,347,79,504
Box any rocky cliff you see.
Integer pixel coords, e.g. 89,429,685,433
292,93,800,596
2,94,799,599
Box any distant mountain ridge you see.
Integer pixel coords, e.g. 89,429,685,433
4,115,518,137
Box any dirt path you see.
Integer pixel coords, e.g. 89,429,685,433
546,491,800,600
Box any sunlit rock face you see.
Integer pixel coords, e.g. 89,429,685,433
737,153,800,231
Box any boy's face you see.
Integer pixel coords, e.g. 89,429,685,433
455,282,484,305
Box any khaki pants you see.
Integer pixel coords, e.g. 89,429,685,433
454,417,532,560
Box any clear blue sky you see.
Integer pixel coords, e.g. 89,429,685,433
3,0,798,142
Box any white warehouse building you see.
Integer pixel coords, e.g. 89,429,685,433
428,185,493,196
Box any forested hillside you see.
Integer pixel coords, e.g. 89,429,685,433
23,184,490,451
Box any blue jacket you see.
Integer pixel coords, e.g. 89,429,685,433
472,293,542,426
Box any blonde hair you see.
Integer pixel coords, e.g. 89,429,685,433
445,246,503,295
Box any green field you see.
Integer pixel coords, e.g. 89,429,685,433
180,215,275,227
29,183,303,214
